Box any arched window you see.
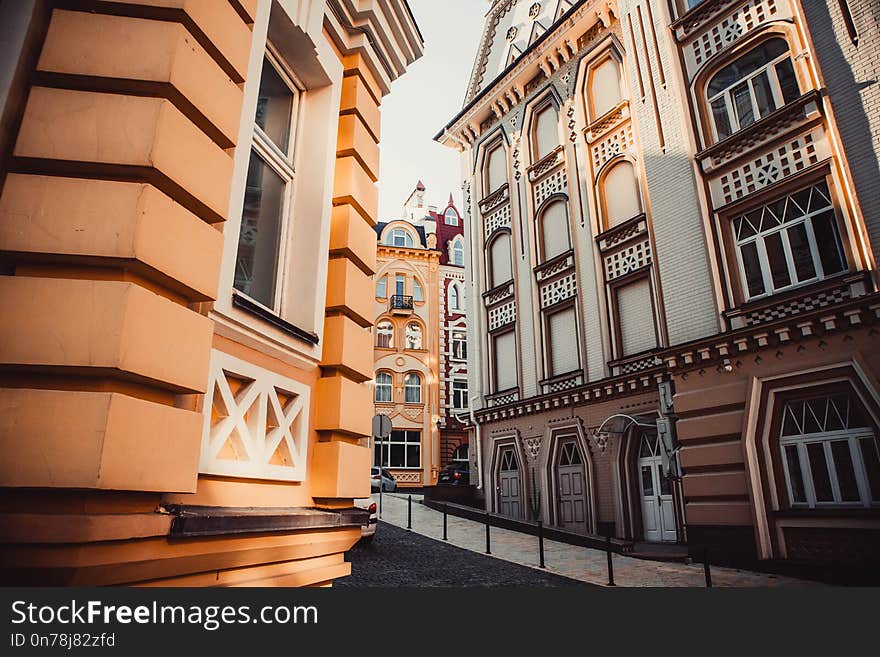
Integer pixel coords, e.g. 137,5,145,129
488,232,513,288
449,283,461,311
532,103,559,161
413,278,424,302
707,38,800,141
387,228,414,248
538,199,571,261
486,144,507,194
375,371,393,402
376,320,394,348
452,238,465,267
589,57,622,120
376,275,387,298
602,160,642,228
444,207,459,225
404,373,422,403
405,322,423,349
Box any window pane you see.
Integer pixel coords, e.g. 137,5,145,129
764,231,791,290
255,59,293,153
235,151,284,307
807,442,834,502
732,81,755,128
390,444,405,467
811,211,846,276
711,98,732,140
775,58,800,104
739,242,766,297
787,223,817,282
641,466,654,496
751,71,776,119
406,445,420,468
784,445,806,504
376,276,387,298
859,438,880,502
830,440,860,502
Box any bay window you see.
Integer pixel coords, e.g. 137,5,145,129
732,181,846,301
707,38,800,141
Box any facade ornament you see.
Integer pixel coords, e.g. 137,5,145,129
529,3,542,19
524,436,543,459
507,26,518,41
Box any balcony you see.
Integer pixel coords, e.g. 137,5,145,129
389,295,414,314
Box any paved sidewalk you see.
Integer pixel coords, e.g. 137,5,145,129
374,492,816,587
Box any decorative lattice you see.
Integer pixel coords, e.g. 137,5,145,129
535,252,574,282
718,133,820,205
200,351,309,482
547,373,583,393
617,355,662,376
489,390,519,406
605,239,652,281
592,122,634,170
484,282,514,306
743,285,851,326
692,0,779,67
540,272,577,308
393,471,423,484
485,203,512,237
488,300,517,331
534,168,567,207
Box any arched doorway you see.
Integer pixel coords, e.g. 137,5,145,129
497,446,523,519
555,438,589,534
637,432,676,542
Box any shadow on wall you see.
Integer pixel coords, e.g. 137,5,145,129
801,1,880,253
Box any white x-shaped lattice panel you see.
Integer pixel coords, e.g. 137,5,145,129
199,350,309,482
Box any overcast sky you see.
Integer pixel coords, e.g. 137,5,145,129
376,0,487,221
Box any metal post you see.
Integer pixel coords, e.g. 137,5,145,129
442,503,448,541
407,494,412,530
485,513,491,554
703,547,712,588
537,520,545,569
605,534,615,587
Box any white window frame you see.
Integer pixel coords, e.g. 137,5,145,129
376,275,387,298
234,46,303,314
413,278,424,303
449,283,461,311
452,238,465,267
445,207,459,225
388,228,414,248
375,371,393,403
451,330,467,361
451,444,469,462
404,373,422,403
376,430,421,469
405,322,423,350
733,182,846,301
452,378,469,410
707,41,797,141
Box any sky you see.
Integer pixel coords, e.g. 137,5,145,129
376,0,487,221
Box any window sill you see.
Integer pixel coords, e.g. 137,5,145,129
232,292,319,345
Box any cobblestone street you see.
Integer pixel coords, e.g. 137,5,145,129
352,493,818,588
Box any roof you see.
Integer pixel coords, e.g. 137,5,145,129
374,221,429,248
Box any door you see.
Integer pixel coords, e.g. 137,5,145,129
556,440,588,534
497,448,522,519
395,274,405,297
638,433,677,542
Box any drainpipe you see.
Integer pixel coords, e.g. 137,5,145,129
469,397,483,490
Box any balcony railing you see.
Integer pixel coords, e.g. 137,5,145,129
389,295,414,313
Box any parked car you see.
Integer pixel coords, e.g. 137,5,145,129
354,497,377,543
438,461,470,486
371,466,397,492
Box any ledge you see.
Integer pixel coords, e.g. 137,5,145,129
232,292,319,345
166,505,368,538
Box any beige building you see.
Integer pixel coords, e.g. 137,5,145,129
0,0,421,586
438,0,880,571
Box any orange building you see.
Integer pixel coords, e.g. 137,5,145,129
0,0,421,586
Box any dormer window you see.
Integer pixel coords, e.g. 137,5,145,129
387,228,414,248
445,207,459,225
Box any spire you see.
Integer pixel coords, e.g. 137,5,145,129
448,192,454,206
416,179,426,191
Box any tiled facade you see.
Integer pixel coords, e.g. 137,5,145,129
438,0,880,570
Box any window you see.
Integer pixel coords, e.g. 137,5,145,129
539,199,571,261
376,275,387,298
546,306,579,376
404,373,422,403
707,38,800,141
602,160,642,228
733,181,846,301
452,379,469,410
234,54,300,309
488,233,513,288
406,322,423,350
387,228,414,248
486,144,507,194
395,274,405,297
375,430,421,468
445,207,459,225
452,238,465,267
493,331,517,392
375,371,393,403
413,278,424,303
616,277,657,357
449,284,461,311
589,57,622,120
376,320,394,348
452,444,469,462
532,104,559,161
779,393,880,508
452,331,467,360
